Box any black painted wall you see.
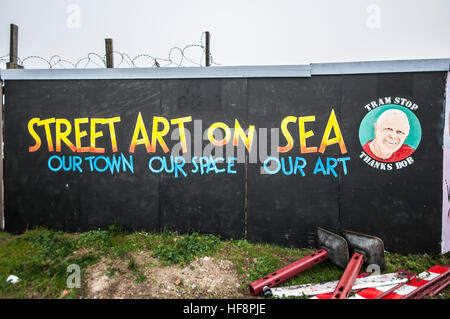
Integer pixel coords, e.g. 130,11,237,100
3,72,447,253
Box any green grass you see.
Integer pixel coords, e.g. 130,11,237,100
152,230,221,266
0,228,101,298
0,227,448,299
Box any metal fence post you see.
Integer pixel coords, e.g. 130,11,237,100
105,38,114,68
205,31,210,67
6,24,23,69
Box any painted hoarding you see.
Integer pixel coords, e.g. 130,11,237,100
3,71,448,253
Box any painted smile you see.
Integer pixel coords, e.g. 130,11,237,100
383,138,398,146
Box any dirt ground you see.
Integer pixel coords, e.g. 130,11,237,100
85,251,254,299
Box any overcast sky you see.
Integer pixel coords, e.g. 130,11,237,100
1,0,449,68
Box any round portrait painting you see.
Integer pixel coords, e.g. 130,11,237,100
359,105,422,163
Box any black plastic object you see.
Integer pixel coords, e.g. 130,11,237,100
316,227,350,269
342,230,386,271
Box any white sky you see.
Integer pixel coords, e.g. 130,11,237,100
1,0,450,68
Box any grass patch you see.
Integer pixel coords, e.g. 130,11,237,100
0,228,100,298
152,231,222,266
0,227,449,299
384,251,449,274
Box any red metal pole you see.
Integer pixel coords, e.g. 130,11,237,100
249,249,329,295
402,269,450,299
331,252,365,299
375,273,416,299
428,276,450,297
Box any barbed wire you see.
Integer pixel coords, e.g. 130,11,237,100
0,32,219,69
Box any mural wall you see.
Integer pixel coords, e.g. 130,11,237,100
3,72,448,253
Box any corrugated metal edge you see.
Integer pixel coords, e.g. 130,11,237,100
310,58,450,75
0,59,449,80
0,64,311,80
442,72,450,254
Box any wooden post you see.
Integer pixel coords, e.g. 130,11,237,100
205,31,210,67
6,24,23,69
0,81,3,230
105,38,114,68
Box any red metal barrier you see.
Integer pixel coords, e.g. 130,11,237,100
429,276,450,296
249,249,329,295
331,252,365,299
403,268,450,299
374,273,416,299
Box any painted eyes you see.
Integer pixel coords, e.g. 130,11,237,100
383,127,406,135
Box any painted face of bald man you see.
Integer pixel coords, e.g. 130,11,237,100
370,109,410,160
